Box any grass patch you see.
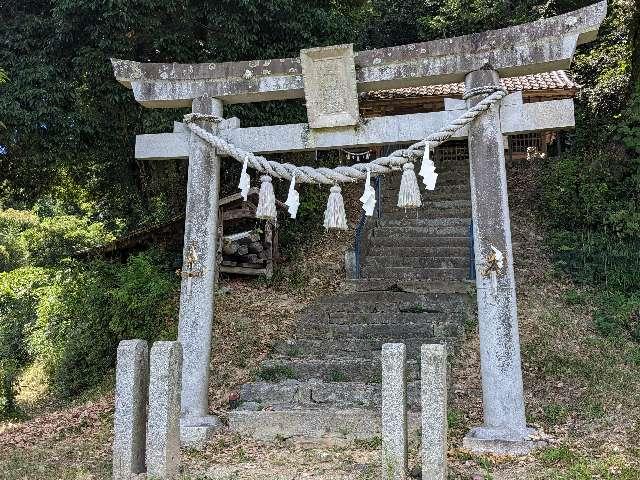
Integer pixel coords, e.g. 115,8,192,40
447,408,465,430
257,364,297,381
327,369,348,382
542,403,570,426
538,445,578,467
540,453,640,480
352,436,382,450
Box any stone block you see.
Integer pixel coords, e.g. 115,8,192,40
381,343,407,480
113,340,149,480
300,44,359,129
421,343,447,480
180,415,223,449
146,341,182,479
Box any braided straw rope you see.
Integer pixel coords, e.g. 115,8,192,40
183,86,507,185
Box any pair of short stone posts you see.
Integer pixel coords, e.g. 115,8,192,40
113,340,183,480
381,343,447,480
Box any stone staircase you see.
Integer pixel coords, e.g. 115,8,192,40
228,154,475,443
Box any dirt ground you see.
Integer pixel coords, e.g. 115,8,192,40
1,168,639,479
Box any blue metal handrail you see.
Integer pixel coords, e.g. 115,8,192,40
468,221,476,280
354,176,382,278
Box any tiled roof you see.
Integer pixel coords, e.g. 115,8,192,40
361,70,579,101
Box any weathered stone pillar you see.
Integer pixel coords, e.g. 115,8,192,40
178,94,223,446
146,341,182,479
113,340,148,480
381,343,407,480
421,343,447,480
463,68,532,454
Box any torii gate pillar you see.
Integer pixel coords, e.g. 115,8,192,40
463,68,531,454
177,95,224,446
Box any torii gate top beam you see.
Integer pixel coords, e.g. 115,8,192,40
111,1,606,108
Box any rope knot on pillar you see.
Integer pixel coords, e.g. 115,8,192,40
462,85,507,101
183,113,224,124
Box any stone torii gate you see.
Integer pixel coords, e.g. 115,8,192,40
112,1,606,452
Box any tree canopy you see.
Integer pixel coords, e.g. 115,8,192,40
1,0,625,231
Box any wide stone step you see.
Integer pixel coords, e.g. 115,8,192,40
228,408,421,443
312,291,471,313
361,266,469,280
376,217,469,227
363,256,469,269
386,171,468,183
373,225,469,237
369,235,469,248
383,179,468,188
344,279,473,294
303,308,466,323
367,246,469,257
294,325,462,346
236,380,422,411
273,336,457,359
378,208,471,219
257,357,419,383
383,198,471,209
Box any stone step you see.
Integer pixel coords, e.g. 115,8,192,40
292,319,464,343
312,291,471,313
361,266,469,280
385,171,468,183
303,309,466,323
369,235,469,248
378,208,471,219
376,217,470,227
228,408,421,443
344,279,473,294
366,246,469,257
383,199,471,209
363,256,469,269
379,193,470,207
257,357,419,383
272,335,459,359
236,380,422,411
373,225,469,237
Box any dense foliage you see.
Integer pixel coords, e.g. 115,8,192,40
0,0,638,415
536,0,640,340
0,252,177,416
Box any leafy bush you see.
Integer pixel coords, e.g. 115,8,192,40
0,251,178,406
108,250,178,342
0,209,114,271
0,267,51,417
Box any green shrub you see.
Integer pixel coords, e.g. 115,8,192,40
32,262,117,397
0,209,114,271
0,267,51,417
547,231,640,292
0,251,178,403
0,209,39,271
593,291,640,341
108,250,178,341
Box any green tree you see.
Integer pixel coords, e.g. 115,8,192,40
0,1,364,227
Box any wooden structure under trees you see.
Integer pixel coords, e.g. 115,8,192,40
217,188,283,279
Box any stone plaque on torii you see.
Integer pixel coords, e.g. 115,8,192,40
112,1,606,453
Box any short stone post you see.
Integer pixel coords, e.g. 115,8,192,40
178,95,224,446
381,343,407,480
113,340,149,480
421,344,447,480
146,341,182,479
463,68,531,454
